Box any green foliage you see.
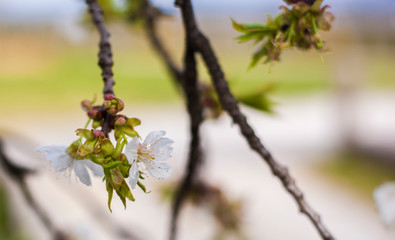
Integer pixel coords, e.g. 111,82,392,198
105,168,135,211
232,0,334,67
98,0,148,24
236,84,276,113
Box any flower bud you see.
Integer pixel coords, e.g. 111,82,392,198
104,94,115,100
81,100,92,111
93,130,106,138
107,108,117,116
117,99,124,112
115,116,127,127
103,100,111,109
88,109,103,120
92,120,102,129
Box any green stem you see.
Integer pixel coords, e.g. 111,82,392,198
84,118,92,129
311,16,317,34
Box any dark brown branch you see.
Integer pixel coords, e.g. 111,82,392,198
175,1,335,239
0,140,69,240
86,0,116,136
86,0,115,96
141,0,225,114
169,44,204,240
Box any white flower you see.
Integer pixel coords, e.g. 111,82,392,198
373,182,395,226
36,145,103,186
125,130,173,189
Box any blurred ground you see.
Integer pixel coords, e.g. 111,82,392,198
1,96,395,239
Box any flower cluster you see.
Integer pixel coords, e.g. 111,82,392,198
37,94,173,211
232,0,334,67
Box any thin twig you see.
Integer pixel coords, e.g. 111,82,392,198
140,0,215,95
174,0,335,239
86,0,116,136
135,3,221,238
169,41,204,239
0,140,69,240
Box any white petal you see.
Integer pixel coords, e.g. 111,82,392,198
36,145,67,153
36,145,71,172
125,137,139,163
143,161,172,179
51,154,73,172
128,161,139,189
374,182,395,226
82,160,104,177
143,130,166,146
151,138,174,162
73,161,91,186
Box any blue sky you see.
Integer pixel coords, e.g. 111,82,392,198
0,0,393,26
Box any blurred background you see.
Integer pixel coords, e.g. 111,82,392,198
0,0,395,239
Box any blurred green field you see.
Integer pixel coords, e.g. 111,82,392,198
1,24,395,115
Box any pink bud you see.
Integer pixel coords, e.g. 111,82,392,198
117,99,124,112
93,130,106,138
107,108,117,116
115,117,126,126
104,94,115,100
103,100,111,109
88,109,103,120
81,100,92,111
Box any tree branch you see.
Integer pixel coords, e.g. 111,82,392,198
174,1,335,239
86,0,116,136
169,43,204,240
86,0,115,96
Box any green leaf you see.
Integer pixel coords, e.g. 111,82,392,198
107,168,123,190
106,180,114,212
137,181,151,194
231,18,246,32
115,180,135,209
75,128,94,140
127,118,141,127
236,32,268,44
123,127,139,138
237,90,275,114
250,45,269,68
311,0,323,12
103,161,123,169
232,19,276,33
101,138,115,157
118,155,131,178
